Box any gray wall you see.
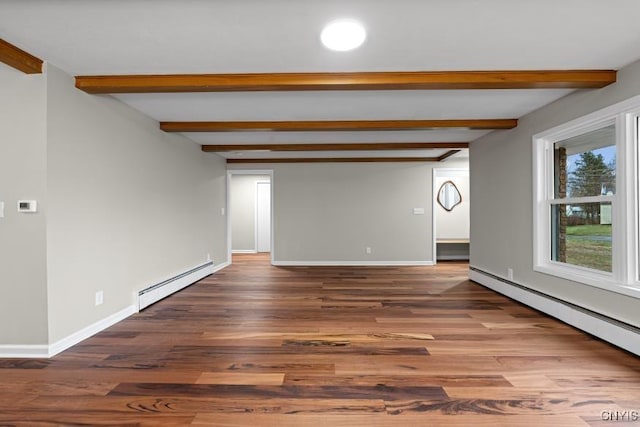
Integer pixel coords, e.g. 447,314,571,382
0,62,227,348
470,58,640,328
0,65,49,345
230,159,469,264
45,64,227,343
230,175,270,252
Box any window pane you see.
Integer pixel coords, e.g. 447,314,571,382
554,125,616,199
551,202,612,272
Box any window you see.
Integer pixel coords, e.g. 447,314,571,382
551,124,615,273
533,96,640,298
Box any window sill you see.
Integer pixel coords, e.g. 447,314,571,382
534,263,640,299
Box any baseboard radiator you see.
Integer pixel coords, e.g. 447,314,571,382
469,266,640,356
138,261,214,311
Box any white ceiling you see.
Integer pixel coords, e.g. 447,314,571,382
2,0,640,159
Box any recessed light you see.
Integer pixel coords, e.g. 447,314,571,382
321,19,366,51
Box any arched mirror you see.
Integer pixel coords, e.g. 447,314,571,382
437,180,462,211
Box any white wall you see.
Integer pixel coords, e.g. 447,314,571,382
45,64,228,344
230,159,469,264
470,58,640,328
230,175,270,252
0,64,49,345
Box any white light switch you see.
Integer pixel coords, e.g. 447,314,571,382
0,202,4,218
413,207,425,215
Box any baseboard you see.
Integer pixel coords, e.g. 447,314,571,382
272,260,434,266
469,267,640,356
232,250,257,254
0,304,137,359
48,305,137,357
211,261,231,273
0,261,232,359
138,261,215,310
0,345,50,358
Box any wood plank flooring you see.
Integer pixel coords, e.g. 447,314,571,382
1,253,639,426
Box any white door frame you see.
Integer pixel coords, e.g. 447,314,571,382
227,169,275,265
432,168,469,265
255,180,271,253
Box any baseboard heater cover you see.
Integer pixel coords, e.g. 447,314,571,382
138,261,214,310
469,266,640,356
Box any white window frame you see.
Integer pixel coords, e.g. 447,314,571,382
533,95,640,299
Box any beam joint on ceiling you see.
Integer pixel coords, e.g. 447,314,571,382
0,39,43,74
75,70,617,93
201,142,469,152
162,119,517,133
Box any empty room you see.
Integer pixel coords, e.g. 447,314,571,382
1,1,639,426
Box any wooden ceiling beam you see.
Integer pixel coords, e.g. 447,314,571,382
75,70,616,93
226,157,442,164
438,150,462,161
162,119,516,133
0,39,43,74
202,142,469,152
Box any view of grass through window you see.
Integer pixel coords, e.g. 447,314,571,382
565,215,612,272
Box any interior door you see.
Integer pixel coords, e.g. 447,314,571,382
256,181,271,252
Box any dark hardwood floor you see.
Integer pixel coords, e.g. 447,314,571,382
1,254,639,426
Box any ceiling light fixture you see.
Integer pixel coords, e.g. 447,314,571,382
321,19,366,51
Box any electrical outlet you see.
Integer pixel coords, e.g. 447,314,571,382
221,207,225,216
365,247,372,254
507,268,514,281
207,253,211,261
95,291,104,306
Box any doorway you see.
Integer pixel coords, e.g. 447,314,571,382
432,168,470,263
227,170,274,264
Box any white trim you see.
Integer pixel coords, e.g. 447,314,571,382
432,168,437,265
470,268,640,356
227,170,275,265
48,305,137,357
232,249,257,254
272,260,434,266
432,167,470,267
0,345,49,358
138,262,214,310
211,261,231,274
0,261,232,359
255,180,271,253
532,94,640,297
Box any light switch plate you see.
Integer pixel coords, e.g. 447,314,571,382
0,202,4,218
17,200,37,213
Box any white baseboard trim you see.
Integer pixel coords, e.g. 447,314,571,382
469,267,640,356
272,260,434,266
232,250,257,254
138,261,215,310
0,261,233,359
48,305,137,358
0,304,137,359
0,344,50,358
211,261,231,274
